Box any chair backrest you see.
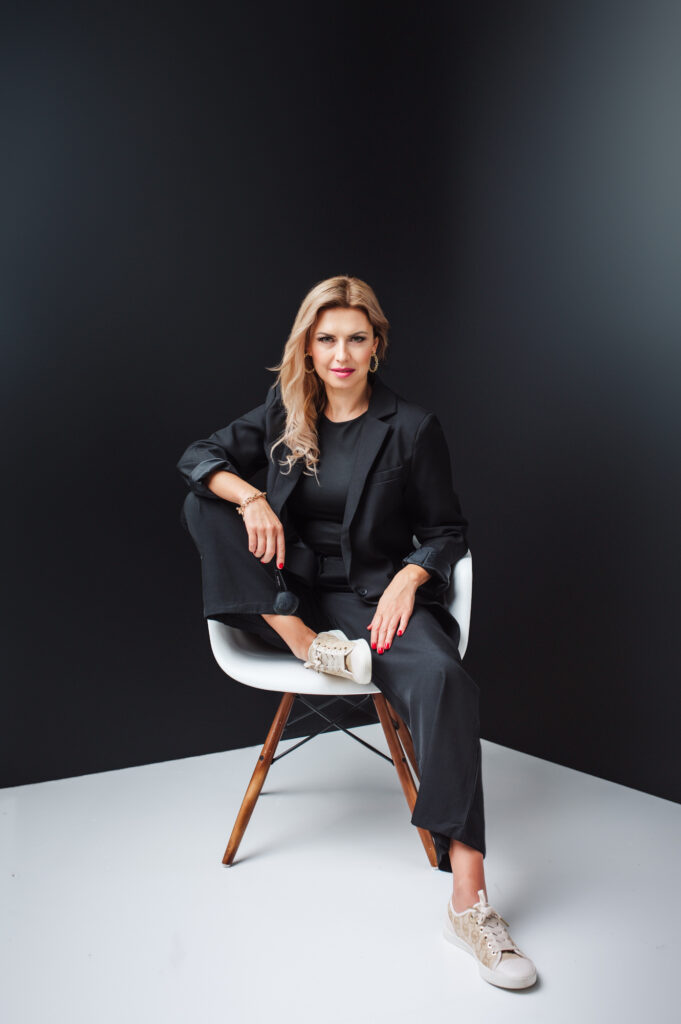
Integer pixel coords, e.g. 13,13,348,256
411,534,472,660
447,548,472,659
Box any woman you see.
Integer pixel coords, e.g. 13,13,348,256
177,275,537,990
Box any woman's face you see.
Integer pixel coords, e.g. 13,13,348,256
306,308,377,392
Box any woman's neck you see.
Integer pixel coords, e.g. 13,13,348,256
322,378,372,422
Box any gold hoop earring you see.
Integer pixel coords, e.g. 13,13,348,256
304,353,316,374
369,352,379,373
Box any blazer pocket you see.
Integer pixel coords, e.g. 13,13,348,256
370,464,404,484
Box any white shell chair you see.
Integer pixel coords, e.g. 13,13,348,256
208,543,473,868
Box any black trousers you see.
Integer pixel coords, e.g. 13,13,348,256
181,491,486,872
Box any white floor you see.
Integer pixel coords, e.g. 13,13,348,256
1,723,679,1023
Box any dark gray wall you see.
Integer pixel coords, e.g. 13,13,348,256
449,0,681,800
2,1,679,802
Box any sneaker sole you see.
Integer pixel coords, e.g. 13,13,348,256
442,914,537,990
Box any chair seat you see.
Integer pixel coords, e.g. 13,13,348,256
207,619,382,695
207,549,472,696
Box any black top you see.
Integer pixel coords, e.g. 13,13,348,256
287,410,368,557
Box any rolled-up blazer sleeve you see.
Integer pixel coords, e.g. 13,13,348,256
400,412,469,588
176,399,269,499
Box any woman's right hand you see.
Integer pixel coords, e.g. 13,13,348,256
242,497,286,569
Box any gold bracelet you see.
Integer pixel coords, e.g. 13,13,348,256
236,490,267,517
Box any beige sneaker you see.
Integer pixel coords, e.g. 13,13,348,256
303,629,372,685
443,888,537,990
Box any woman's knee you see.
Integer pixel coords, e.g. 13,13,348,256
182,490,206,537
183,490,247,546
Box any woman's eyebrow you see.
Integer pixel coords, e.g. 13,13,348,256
316,331,367,336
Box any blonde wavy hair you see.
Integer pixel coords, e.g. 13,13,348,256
266,275,390,479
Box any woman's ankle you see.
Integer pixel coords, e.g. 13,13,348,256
296,626,318,660
451,889,483,913
261,614,317,661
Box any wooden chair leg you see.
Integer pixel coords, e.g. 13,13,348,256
222,691,296,865
372,693,438,868
384,698,420,781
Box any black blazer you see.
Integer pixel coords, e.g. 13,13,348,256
177,374,469,613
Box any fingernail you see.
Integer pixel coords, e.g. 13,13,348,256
386,643,390,649
378,647,384,654
278,562,283,569
371,643,376,649
397,630,402,636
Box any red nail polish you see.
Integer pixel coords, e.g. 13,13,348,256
378,647,384,654
386,643,390,649
278,562,283,569
397,630,402,636
371,643,376,649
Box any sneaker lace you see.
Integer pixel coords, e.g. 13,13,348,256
305,636,352,674
472,897,516,955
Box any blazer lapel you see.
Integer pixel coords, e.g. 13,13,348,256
267,457,303,518
341,417,389,533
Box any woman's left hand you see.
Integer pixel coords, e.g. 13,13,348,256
366,565,430,653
